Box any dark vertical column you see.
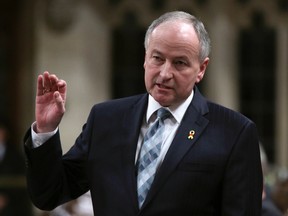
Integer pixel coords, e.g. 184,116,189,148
0,0,35,146
239,11,276,162
0,0,22,143
112,11,146,98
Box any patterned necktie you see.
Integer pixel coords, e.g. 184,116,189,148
137,108,171,207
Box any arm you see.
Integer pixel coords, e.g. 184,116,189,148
24,71,72,210
222,121,263,215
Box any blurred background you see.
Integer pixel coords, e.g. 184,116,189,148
0,0,287,215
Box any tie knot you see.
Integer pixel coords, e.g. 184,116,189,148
157,108,171,121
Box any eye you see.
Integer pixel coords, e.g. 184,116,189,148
151,54,164,65
175,60,186,66
152,55,163,61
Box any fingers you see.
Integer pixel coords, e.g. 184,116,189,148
43,71,57,92
37,71,67,96
37,75,44,96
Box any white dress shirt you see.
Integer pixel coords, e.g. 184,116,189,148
31,123,57,148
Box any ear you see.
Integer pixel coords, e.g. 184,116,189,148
196,57,209,83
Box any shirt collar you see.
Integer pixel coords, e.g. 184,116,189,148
146,90,194,124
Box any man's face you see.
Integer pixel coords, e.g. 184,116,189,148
144,21,209,107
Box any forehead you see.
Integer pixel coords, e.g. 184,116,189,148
147,21,200,57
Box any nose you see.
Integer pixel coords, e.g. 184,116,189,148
159,61,173,80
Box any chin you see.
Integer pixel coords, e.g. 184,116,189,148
155,97,172,107
150,90,173,106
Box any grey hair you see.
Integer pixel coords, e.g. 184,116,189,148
144,11,211,62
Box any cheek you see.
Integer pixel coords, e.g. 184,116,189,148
144,72,149,85
176,72,195,85
175,74,195,93
144,69,154,89
144,70,155,85
145,64,158,80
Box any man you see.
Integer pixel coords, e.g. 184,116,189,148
24,11,263,215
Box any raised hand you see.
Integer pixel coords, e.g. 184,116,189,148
35,71,67,133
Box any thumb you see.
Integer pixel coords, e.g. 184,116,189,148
54,91,66,113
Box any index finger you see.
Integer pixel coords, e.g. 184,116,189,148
49,74,60,92
37,74,45,96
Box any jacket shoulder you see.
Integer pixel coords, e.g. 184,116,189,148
85,94,147,123
91,94,146,111
206,100,255,127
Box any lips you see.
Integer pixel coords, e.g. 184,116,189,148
156,83,171,89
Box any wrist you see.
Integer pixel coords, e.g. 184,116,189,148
32,122,58,134
34,122,54,133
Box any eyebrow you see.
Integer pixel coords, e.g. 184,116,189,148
151,49,162,55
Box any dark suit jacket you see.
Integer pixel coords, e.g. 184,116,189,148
24,87,263,216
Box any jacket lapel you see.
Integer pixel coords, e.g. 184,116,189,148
141,88,209,209
120,94,148,211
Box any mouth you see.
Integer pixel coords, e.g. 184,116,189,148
156,83,171,89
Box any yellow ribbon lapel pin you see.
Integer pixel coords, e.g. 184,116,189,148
188,130,195,140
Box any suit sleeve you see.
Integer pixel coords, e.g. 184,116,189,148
23,109,95,210
221,121,263,215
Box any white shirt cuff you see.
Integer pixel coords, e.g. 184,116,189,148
31,122,58,148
